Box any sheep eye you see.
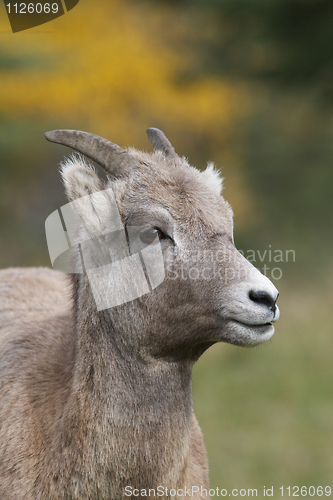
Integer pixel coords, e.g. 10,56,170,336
139,228,165,245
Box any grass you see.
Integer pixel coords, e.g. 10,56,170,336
192,282,333,497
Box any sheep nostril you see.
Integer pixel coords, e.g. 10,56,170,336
249,290,276,313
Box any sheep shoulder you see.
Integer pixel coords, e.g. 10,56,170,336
0,267,210,498
0,267,75,495
0,266,75,401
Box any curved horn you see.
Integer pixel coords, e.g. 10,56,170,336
44,130,139,176
146,128,178,159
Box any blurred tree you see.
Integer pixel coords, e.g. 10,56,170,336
0,0,250,268
0,0,246,149
142,0,333,280
154,0,333,95
0,0,332,280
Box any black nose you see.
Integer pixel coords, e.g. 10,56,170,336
249,290,277,313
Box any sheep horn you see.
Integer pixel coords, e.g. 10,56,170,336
146,128,178,159
44,130,139,176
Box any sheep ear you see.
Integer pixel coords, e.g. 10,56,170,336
60,156,122,241
61,155,104,202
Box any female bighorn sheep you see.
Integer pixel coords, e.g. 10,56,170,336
0,128,279,499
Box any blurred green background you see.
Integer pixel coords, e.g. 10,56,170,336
0,0,332,495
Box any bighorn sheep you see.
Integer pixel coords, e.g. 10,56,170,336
0,128,279,499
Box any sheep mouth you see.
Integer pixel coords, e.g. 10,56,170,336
236,319,273,328
231,320,273,328
224,320,275,347
231,319,274,331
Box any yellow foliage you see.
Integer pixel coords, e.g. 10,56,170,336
0,0,249,145
0,0,254,226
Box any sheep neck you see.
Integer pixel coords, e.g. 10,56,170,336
62,274,194,492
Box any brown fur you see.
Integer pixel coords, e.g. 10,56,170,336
0,267,208,499
0,138,278,499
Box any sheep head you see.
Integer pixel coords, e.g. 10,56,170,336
45,128,279,361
